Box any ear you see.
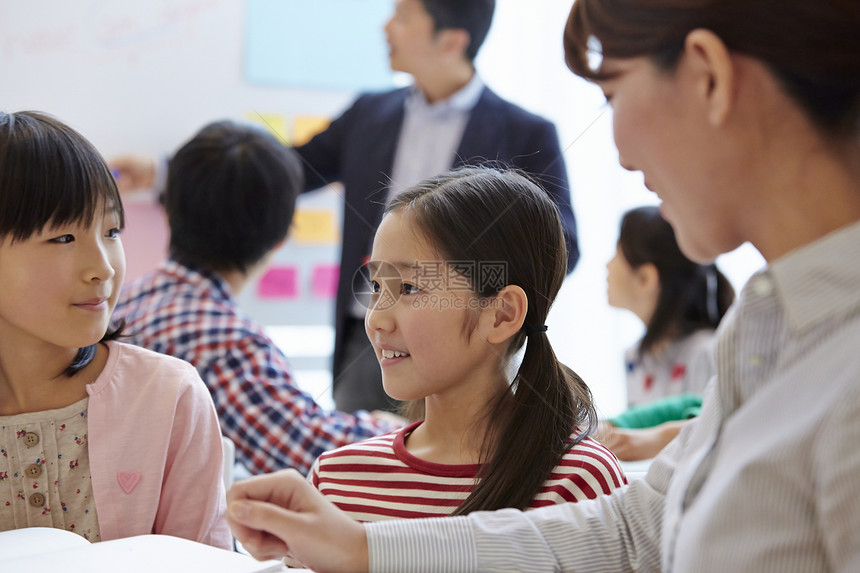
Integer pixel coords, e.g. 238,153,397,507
436,28,470,60
683,29,736,126
635,262,660,294
481,285,528,345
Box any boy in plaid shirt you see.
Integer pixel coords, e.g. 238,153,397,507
115,121,399,476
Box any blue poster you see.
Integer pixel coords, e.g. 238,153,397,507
245,0,394,91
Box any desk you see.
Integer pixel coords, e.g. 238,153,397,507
620,458,654,481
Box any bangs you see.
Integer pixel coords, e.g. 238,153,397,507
564,0,689,81
0,111,124,242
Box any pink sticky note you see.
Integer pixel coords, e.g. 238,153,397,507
311,265,339,299
121,199,169,284
257,266,298,299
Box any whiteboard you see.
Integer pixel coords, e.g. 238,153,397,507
0,0,385,157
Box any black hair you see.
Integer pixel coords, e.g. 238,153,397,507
564,0,860,137
164,121,304,274
387,167,596,514
421,0,495,62
0,110,126,376
617,206,735,356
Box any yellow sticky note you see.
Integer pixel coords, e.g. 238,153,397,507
291,208,339,245
292,115,331,146
245,112,290,145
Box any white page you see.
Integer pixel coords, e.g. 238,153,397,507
0,530,300,573
0,527,89,559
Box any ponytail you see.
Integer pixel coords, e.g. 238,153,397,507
454,327,596,515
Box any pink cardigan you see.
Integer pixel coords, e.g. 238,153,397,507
86,341,231,548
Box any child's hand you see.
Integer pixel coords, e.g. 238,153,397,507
227,469,368,573
597,421,687,461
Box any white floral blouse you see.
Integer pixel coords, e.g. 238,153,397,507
0,397,100,541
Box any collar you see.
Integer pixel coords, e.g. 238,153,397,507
405,73,484,116
768,219,860,333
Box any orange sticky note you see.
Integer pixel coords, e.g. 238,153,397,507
292,115,330,146
291,209,339,245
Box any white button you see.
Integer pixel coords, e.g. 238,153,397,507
748,354,764,367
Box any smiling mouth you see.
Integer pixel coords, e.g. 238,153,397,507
381,349,410,359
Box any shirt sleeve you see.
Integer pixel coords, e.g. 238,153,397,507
206,337,397,476
293,95,364,193
365,422,689,572
155,365,233,549
609,393,704,429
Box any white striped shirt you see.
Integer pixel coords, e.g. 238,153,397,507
367,220,860,572
310,421,626,522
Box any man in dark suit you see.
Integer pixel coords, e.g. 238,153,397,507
297,0,580,413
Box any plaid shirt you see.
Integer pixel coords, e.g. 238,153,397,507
114,259,395,476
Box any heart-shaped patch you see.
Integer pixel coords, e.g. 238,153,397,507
117,471,141,494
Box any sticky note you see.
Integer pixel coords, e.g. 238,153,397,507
244,112,289,144
257,266,298,299
292,115,330,146
121,197,169,284
291,209,339,244
311,265,339,299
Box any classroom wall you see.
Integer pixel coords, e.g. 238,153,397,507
0,0,765,416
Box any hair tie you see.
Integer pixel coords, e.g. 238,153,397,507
525,324,548,336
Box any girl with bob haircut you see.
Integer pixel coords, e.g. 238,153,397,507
225,1,860,571
0,111,230,547
306,167,624,523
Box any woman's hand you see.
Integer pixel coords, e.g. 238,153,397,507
227,469,369,573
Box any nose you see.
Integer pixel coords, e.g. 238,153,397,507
84,241,116,284
365,288,396,337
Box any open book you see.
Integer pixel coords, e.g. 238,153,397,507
0,527,303,572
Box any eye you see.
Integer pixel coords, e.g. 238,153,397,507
106,227,121,239
50,234,75,244
401,283,421,295
369,280,381,294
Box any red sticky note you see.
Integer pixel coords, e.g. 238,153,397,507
257,266,298,299
311,265,339,299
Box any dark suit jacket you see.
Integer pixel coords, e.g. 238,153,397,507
294,86,579,381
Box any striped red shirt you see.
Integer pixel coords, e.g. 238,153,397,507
310,421,627,522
